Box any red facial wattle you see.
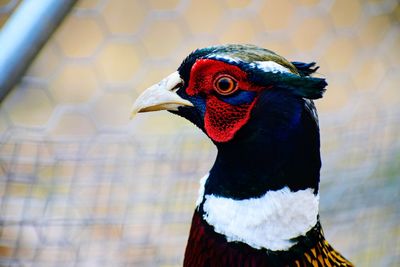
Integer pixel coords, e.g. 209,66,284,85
185,59,264,143
204,95,258,142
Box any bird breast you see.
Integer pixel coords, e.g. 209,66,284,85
197,174,319,251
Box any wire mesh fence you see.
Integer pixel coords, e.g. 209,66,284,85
0,0,400,266
0,132,216,266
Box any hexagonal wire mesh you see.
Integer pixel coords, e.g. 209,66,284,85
0,0,399,266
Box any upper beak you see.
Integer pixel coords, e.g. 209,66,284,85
130,71,193,119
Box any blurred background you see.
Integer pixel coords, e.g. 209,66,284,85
0,0,399,266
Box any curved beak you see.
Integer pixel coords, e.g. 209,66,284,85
130,71,193,119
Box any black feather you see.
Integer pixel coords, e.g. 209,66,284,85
246,68,327,100
291,61,320,77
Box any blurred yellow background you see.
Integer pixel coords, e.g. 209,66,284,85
0,0,399,266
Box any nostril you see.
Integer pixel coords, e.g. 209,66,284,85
171,81,184,93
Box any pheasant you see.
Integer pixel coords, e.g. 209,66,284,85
131,44,353,267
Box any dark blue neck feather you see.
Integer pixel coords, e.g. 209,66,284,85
205,89,321,200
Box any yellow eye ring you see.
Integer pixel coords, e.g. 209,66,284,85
214,75,238,96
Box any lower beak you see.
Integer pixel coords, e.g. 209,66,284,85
130,71,193,119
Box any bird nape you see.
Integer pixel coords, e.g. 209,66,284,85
131,44,353,267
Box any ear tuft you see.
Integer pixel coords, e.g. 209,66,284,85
277,73,328,99
290,75,327,99
291,61,320,77
247,62,328,100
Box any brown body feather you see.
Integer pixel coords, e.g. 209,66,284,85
184,211,353,267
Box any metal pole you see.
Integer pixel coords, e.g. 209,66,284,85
0,0,77,101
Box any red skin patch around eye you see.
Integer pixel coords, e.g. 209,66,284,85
186,59,263,96
186,59,265,143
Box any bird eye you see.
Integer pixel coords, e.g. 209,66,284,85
214,75,238,95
